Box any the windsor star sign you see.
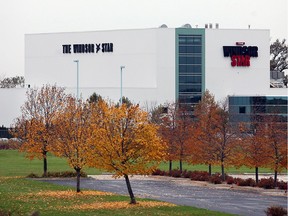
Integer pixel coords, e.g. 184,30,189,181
223,42,258,67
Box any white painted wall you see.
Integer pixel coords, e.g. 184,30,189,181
25,28,175,105
1,28,284,128
205,29,271,101
0,88,26,127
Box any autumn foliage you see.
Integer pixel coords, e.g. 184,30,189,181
190,91,220,174
154,90,287,183
52,96,92,192
13,87,168,202
87,101,166,203
13,87,287,201
88,101,166,177
12,84,66,176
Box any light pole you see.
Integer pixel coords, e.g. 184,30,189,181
74,60,79,99
120,66,125,105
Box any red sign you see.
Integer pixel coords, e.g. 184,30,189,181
236,42,245,46
223,44,258,67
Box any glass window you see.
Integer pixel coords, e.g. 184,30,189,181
266,97,288,105
179,46,202,54
179,76,202,84
229,97,250,105
239,106,246,114
179,56,201,64
266,105,288,114
178,34,203,107
179,37,186,44
179,95,201,103
179,36,202,45
179,65,201,74
179,85,202,93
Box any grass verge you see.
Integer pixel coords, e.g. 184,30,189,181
157,161,275,174
0,150,102,177
0,177,234,216
0,150,276,177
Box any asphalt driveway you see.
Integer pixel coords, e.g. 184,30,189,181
41,175,287,216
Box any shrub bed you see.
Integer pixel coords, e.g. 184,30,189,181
233,177,256,187
265,205,287,216
209,173,223,184
190,171,210,181
277,181,287,190
226,176,235,185
26,171,87,178
258,177,275,189
152,169,287,190
0,140,21,150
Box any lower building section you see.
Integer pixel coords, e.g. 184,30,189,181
229,96,288,125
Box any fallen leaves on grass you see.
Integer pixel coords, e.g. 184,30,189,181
65,201,176,210
0,176,22,179
28,190,113,198
15,190,113,202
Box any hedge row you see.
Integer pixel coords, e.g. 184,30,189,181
152,169,287,190
26,171,88,178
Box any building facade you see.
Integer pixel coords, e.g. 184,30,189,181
0,26,287,127
25,27,276,104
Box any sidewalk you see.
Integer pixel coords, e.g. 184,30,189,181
230,173,287,182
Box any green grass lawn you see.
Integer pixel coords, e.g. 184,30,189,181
0,150,102,177
0,150,275,177
158,161,275,174
0,150,234,216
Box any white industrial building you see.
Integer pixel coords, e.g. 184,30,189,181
0,25,287,127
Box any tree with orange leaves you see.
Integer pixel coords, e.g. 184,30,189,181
12,84,66,176
157,102,178,173
192,92,238,180
191,90,219,175
157,102,193,173
88,101,166,204
237,122,270,184
52,96,92,192
262,115,287,187
174,103,194,172
213,99,238,180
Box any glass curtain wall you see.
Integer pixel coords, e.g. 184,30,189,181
229,96,288,124
176,30,204,108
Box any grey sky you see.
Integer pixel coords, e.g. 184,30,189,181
0,0,287,78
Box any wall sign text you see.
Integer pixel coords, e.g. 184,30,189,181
223,44,258,67
62,43,113,54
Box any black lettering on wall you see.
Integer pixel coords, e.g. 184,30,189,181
62,44,71,54
62,43,113,54
223,45,258,67
96,44,101,53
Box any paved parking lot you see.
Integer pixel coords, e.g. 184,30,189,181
41,175,287,216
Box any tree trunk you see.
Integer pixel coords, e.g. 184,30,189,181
43,151,47,177
169,160,172,174
75,168,81,193
124,174,136,204
179,160,182,173
208,164,212,176
274,170,278,188
221,163,225,181
255,167,259,184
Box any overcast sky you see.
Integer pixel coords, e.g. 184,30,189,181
0,0,287,78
